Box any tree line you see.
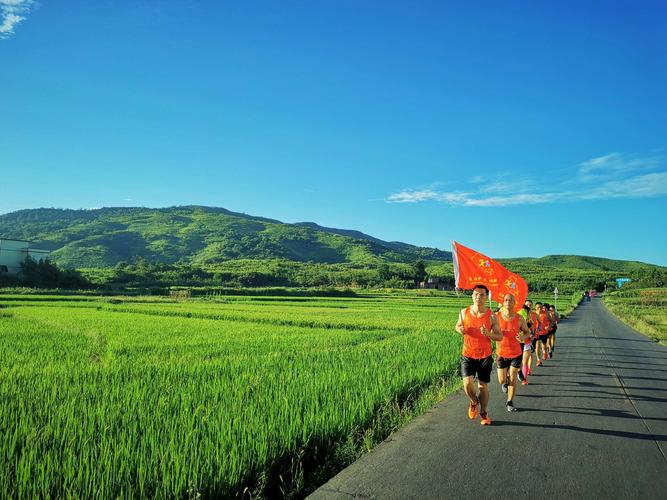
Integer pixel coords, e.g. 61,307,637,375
2,255,665,293
0,256,90,289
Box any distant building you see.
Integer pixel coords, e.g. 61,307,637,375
421,277,443,290
0,239,51,275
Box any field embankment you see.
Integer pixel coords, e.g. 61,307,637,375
603,288,667,345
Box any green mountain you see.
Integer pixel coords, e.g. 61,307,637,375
0,206,451,268
500,255,663,274
1,206,663,283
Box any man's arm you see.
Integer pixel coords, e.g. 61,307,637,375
486,313,503,341
517,316,531,342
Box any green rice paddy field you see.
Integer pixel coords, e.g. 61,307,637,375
0,291,580,498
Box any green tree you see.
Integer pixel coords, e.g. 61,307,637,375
413,259,427,283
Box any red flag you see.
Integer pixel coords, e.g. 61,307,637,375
451,241,504,293
495,271,529,313
451,241,528,312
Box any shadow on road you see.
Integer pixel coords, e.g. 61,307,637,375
555,381,667,391
557,351,667,361
545,406,667,422
542,389,667,403
491,420,667,441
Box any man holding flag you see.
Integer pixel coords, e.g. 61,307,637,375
452,241,529,424
455,284,503,425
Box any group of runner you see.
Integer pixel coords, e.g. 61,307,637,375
454,284,559,425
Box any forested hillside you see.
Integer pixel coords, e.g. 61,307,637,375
2,206,665,292
0,206,450,268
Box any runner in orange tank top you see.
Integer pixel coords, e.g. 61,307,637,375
455,284,502,425
548,305,558,357
522,300,539,384
495,294,531,412
534,303,550,366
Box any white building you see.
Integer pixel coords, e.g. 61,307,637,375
0,239,51,275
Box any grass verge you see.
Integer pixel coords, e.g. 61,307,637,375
603,288,667,346
248,368,462,499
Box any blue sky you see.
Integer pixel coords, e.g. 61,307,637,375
1,1,666,265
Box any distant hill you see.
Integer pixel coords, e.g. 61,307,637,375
0,206,451,268
1,207,663,278
500,255,662,274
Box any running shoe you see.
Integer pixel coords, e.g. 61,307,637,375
521,379,528,386
536,360,542,366
549,351,553,359
506,401,517,412
501,383,508,393
468,401,478,420
480,412,492,425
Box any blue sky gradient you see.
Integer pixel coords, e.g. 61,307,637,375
1,1,666,265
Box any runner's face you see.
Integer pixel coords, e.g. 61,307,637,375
472,288,487,305
525,301,532,311
504,295,515,310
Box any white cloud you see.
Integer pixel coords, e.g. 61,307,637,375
386,153,666,207
577,152,662,182
581,172,667,200
386,189,440,203
461,193,561,207
0,0,34,39
0,13,22,34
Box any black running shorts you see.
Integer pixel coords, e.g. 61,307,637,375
497,354,522,369
460,355,493,383
539,334,549,344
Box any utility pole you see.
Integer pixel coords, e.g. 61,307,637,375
554,287,559,315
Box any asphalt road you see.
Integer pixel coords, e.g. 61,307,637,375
309,296,667,500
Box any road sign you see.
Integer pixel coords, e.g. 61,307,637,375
616,278,631,288
554,287,558,294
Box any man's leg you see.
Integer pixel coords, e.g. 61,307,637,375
478,356,493,424
536,338,543,365
497,366,507,387
461,356,481,419
478,381,489,413
507,366,520,403
463,375,478,404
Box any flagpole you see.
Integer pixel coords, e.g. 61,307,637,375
451,241,460,304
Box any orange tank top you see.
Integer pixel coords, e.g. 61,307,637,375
496,311,522,358
538,311,549,333
462,306,493,359
530,312,538,335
